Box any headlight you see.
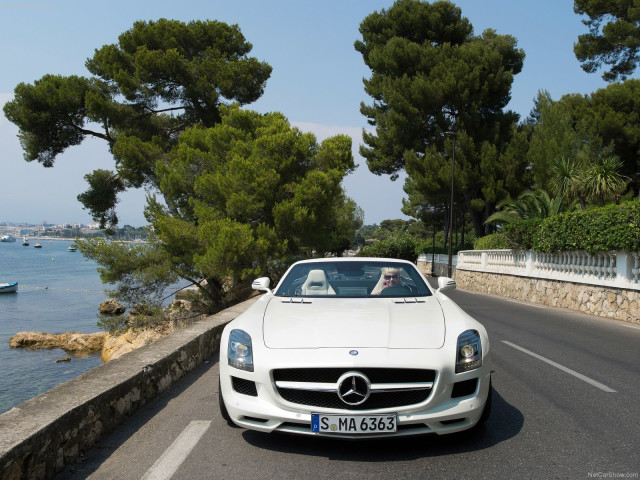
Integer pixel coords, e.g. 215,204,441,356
228,329,254,372
456,329,482,373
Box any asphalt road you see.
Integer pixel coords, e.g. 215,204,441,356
58,285,640,480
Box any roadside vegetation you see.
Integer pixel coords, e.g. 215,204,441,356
4,0,640,322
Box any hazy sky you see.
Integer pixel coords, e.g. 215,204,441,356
0,0,613,226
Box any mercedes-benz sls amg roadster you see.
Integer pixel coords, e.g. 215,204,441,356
219,258,491,438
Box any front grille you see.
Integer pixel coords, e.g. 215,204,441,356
232,376,258,397
273,368,436,384
273,368,436,411
278,388,430,410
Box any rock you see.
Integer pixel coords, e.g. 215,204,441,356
99,299,126,316
9,332,107,355
100,329,165,362
55,356,71,363
130,303,154,316
66,332,107,353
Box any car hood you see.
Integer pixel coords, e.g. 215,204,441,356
262,297,445,349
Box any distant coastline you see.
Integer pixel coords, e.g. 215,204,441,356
0,223,149,242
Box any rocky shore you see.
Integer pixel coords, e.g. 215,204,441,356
9,294,206,362
8,332,107,355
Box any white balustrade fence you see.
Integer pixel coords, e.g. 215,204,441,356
417,253,457,266
454,250,640,291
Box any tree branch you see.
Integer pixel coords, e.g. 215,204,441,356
66,122,114,144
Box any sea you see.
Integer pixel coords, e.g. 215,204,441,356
0,239,112,414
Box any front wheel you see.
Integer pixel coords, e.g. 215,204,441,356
475,378,492,428
218,377,233,424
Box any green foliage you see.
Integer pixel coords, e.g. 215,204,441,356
355,0,528,236
485,189,578,225
573,0,640,82
474,233,510,250
76,169,126,231
357,232,420,263
527,83,639,199
476,201,640,254
503,219,542,250
532,201,640,254
96,315,128,335
76,238,179,306
96,304,173,335
76,105,365,313
3,19,272,229
582,155,630,205
147,106,362,308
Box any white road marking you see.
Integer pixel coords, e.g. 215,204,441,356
503,298,548,309
502,341,616,393
141,420,211,480
616,322,640,330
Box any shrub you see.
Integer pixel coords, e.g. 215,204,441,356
504,219,542,250
475,201,640,254
358,233,420,262
474,233,511,250
533,201,640,254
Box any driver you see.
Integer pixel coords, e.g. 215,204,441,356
371,267,404,295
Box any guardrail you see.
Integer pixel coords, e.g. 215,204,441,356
456,250,640,291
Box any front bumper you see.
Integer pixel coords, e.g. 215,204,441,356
220,347,491,438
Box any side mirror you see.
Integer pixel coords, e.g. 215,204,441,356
437,277,456,292
252,277,271,293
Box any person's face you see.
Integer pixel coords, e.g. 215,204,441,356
384,272,399,286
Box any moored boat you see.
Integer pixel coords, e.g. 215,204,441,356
1,235,17,243
0,282,18,293
34,242,42,248
22,236,30,246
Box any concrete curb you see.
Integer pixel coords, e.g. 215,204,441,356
0,297,258,480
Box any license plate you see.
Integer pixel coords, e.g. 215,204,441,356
311,414,397,434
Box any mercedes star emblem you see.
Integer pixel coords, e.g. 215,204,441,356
337,371,371,406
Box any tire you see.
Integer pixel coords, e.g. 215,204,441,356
218,377,232,424
475,378,492,428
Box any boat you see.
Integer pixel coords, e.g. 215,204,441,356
0,282,18,293
34,241,42,248
22,236,30,246
1,235,17,242
67,246,77,252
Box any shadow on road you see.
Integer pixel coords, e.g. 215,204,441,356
56,358,220,479
242,387,523,461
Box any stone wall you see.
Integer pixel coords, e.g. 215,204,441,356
0,297,258,480
455,269,639,324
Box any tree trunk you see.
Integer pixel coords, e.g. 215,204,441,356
470,208,484,237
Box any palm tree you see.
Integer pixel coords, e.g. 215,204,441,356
583,156,629,205
550,151,630,209
485,189,575,225
549,156,587,209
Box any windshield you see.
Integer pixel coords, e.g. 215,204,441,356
274,261,431,298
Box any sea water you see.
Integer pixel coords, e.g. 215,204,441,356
0,240,109,414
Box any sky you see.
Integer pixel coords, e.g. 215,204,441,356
0,0,616,227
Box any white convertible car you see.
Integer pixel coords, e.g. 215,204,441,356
219,258,491,438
